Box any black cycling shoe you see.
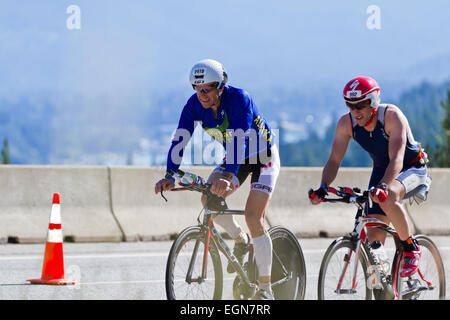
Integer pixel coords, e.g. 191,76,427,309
227,241,249,273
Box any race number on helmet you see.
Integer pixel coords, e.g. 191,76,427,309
343,76,380,109
189,59,228,89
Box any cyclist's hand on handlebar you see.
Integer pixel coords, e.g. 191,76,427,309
155,178,175,194
210,178,232,198
308,185,328,205
369,183,388,203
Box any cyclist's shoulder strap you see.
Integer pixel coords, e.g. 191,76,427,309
377,104,388,127
348,112,357,128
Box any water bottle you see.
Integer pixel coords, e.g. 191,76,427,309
176,170,203,186
370,240,395,300
370,241,389,274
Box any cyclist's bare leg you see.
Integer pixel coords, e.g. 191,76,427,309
377,179,410,241
245,190,270,237
367,214,389,245
245,189,271,284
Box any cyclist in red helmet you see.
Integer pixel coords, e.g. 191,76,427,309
309,76,431,277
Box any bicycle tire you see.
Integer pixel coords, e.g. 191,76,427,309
318,237,371,300
165,226,223,300
396,235,446,300
268,226,306,300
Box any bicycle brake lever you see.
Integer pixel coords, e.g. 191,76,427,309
160,190,168,202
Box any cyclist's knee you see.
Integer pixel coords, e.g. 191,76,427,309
380,192,400,212
378,184,403,210
387,181,405,201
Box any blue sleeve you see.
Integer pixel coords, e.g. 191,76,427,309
224,92,253,175
166,100,197,173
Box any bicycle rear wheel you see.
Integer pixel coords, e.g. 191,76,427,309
397,235,446,300
269,226,306,300
318,237,371,300
165,226,223,300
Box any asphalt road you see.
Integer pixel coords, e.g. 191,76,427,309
1,236,449,300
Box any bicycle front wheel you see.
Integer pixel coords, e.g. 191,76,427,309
397,235,446,300
269,226,306,300
165,226,223,300
318,237,371,300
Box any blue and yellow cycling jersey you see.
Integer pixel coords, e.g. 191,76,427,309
166,85,274,175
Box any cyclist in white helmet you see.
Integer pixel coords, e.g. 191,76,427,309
155,59,280,299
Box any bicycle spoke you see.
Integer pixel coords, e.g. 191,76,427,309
173,241,215,299
166,227,222,300
319,239,370,300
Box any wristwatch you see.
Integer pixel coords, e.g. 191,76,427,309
165,171,175,182
377,183,387,191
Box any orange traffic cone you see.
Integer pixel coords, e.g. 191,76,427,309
28,193,78,285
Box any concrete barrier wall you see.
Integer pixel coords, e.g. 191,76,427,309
109,166,261,241
268,167,420,238
0,165,449,243
403,168,450,235
0,166,123,243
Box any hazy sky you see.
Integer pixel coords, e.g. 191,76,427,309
0,0,449,102
0,1,449,165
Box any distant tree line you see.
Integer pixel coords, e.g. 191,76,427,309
1,138,10,164
428,91,450,166
279,82,450,168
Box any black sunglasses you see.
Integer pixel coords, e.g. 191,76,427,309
345,100,370,111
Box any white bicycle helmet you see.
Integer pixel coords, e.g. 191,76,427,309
189,59,228,89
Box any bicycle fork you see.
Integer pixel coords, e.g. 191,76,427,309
186,217,214,284
184,217,214,284
334,212,366,295
334,238,361,295
335,227,397,298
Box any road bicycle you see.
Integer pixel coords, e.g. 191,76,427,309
161,169,306,300
310,186,446,300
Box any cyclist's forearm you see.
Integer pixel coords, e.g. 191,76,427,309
321,160,340,186
380,158,402,186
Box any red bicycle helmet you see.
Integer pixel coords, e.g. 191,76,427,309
343,76,380,109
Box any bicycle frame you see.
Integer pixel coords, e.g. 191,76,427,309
165,169,297,298
329,196,401,298
196,207,258,290
318,185,439,300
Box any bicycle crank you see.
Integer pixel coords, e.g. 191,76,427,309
232,276,256,300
